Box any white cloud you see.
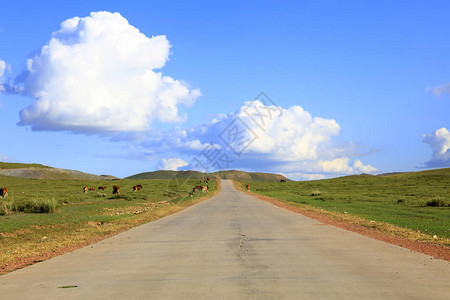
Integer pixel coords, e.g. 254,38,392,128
282,172,327,181
16,11,200,134
353,159,378,173
159,158,189,171
431,83,450,97
0,60,6,93
422,127,450,168
0,60,6,77
142,100,377,177
0,154,14,162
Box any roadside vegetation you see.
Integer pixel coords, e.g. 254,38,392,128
0,175,218,274
237,168,450,245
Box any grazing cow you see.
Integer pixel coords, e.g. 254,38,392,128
192,187,197,193
246,184,250,191
83,186,88,193
98,186,107,190
280,179,286,183
133,185,141,192
202,186,209,193
89,187,96,191
0,187,7,199
113,185,120,195
136,184,143,189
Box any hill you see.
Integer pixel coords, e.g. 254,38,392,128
0,162,117,180
127,169,289,182
126,170,205,180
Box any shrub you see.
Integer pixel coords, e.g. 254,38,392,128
426,198,446,207
311,190,322,196
0,201,14,215
7,199,60,214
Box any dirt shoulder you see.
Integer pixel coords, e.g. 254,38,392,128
234,182,450,262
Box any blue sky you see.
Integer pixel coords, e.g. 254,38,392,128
1,0,449,179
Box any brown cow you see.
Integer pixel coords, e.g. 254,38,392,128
0,187,8,199
202,186,209,193
89,187,96,191
98,186,107,190
246,184,250,191
83,186,88,193
113,185,120,195
133,185,141,192
136,184,143,189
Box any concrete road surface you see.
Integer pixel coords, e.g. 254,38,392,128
0,180,449,299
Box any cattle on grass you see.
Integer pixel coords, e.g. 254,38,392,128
246,184,250,191
98,186,107,190
133,185,141,192
0,187,8,199
202,186,209,193
83,186,88,193
113,185,120,195
89,187,96,191
280,179,286,183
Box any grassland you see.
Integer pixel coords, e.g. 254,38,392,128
237,168,450,244
0,175,218,273
0,162,50,169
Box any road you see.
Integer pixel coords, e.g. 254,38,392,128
0,180,449,299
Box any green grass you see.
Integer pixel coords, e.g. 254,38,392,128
237,168,450,239
0,174,218,272
0,162,50,169
0,175,218,233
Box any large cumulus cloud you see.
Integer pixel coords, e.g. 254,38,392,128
422,127,450,168
142,100,377,178
17,11,200,133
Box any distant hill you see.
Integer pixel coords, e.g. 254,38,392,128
126,170,205,180
127,169,289,182
0,162,118,180
212,170,289,182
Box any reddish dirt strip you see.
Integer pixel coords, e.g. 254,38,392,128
244,190,450,262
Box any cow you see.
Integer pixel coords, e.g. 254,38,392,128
89,187,96,191
136,184,143,190
98,186,107,190
83,186,89,193
113,185,120,195
246,184,250,191
280,179,286,183
133,185,141,192
0,187,7,199
202,186,209,193
193,185,204,193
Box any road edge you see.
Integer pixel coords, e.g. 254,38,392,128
232,180,450,262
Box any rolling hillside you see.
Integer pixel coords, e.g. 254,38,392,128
0,162,117,180
127,169,289,182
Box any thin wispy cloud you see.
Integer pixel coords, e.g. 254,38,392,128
0,60,6,93
430,83,450,97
